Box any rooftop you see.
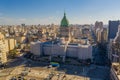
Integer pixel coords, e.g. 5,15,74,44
60,12,69,27
112,63,120,80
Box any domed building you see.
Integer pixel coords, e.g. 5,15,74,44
60,12,69,27
59,12,72,43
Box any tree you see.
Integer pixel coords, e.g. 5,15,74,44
9,49,18,58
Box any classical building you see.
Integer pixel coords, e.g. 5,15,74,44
30,41,93,61
30,12,93,62
59,12,72,43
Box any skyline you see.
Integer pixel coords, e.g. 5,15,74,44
0,0,120,25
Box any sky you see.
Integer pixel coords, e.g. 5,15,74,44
0,0,120,25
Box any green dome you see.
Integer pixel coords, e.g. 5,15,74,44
60,12,69,27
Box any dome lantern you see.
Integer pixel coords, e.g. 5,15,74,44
60,12,69,27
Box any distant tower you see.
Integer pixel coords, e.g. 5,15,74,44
60,12,71,42
108,20,120,40
94,21,103,32
21,23,25,27
60,12,69,27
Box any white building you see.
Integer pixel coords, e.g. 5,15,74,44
30,41,93,60
30,41,41,56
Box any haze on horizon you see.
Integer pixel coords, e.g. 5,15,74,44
0,0,120,25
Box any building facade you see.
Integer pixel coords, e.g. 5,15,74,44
110,63,120,80
59,12,72,43
108,20,120,40
0,32,7,64
96,28,108,43
30,42,93,60
94,21,103,31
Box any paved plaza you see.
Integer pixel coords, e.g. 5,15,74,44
0,55,110,80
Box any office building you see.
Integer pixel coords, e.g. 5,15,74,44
108,20,120,40
94,21,103,31
30,41,93,61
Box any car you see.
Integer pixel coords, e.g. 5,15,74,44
10,76,17,80
47,65,52,68
18,76,24,80
21,72,28,76
20,49,24,52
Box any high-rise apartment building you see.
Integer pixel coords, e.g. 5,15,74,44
94,21,103,31
0,33,7,64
